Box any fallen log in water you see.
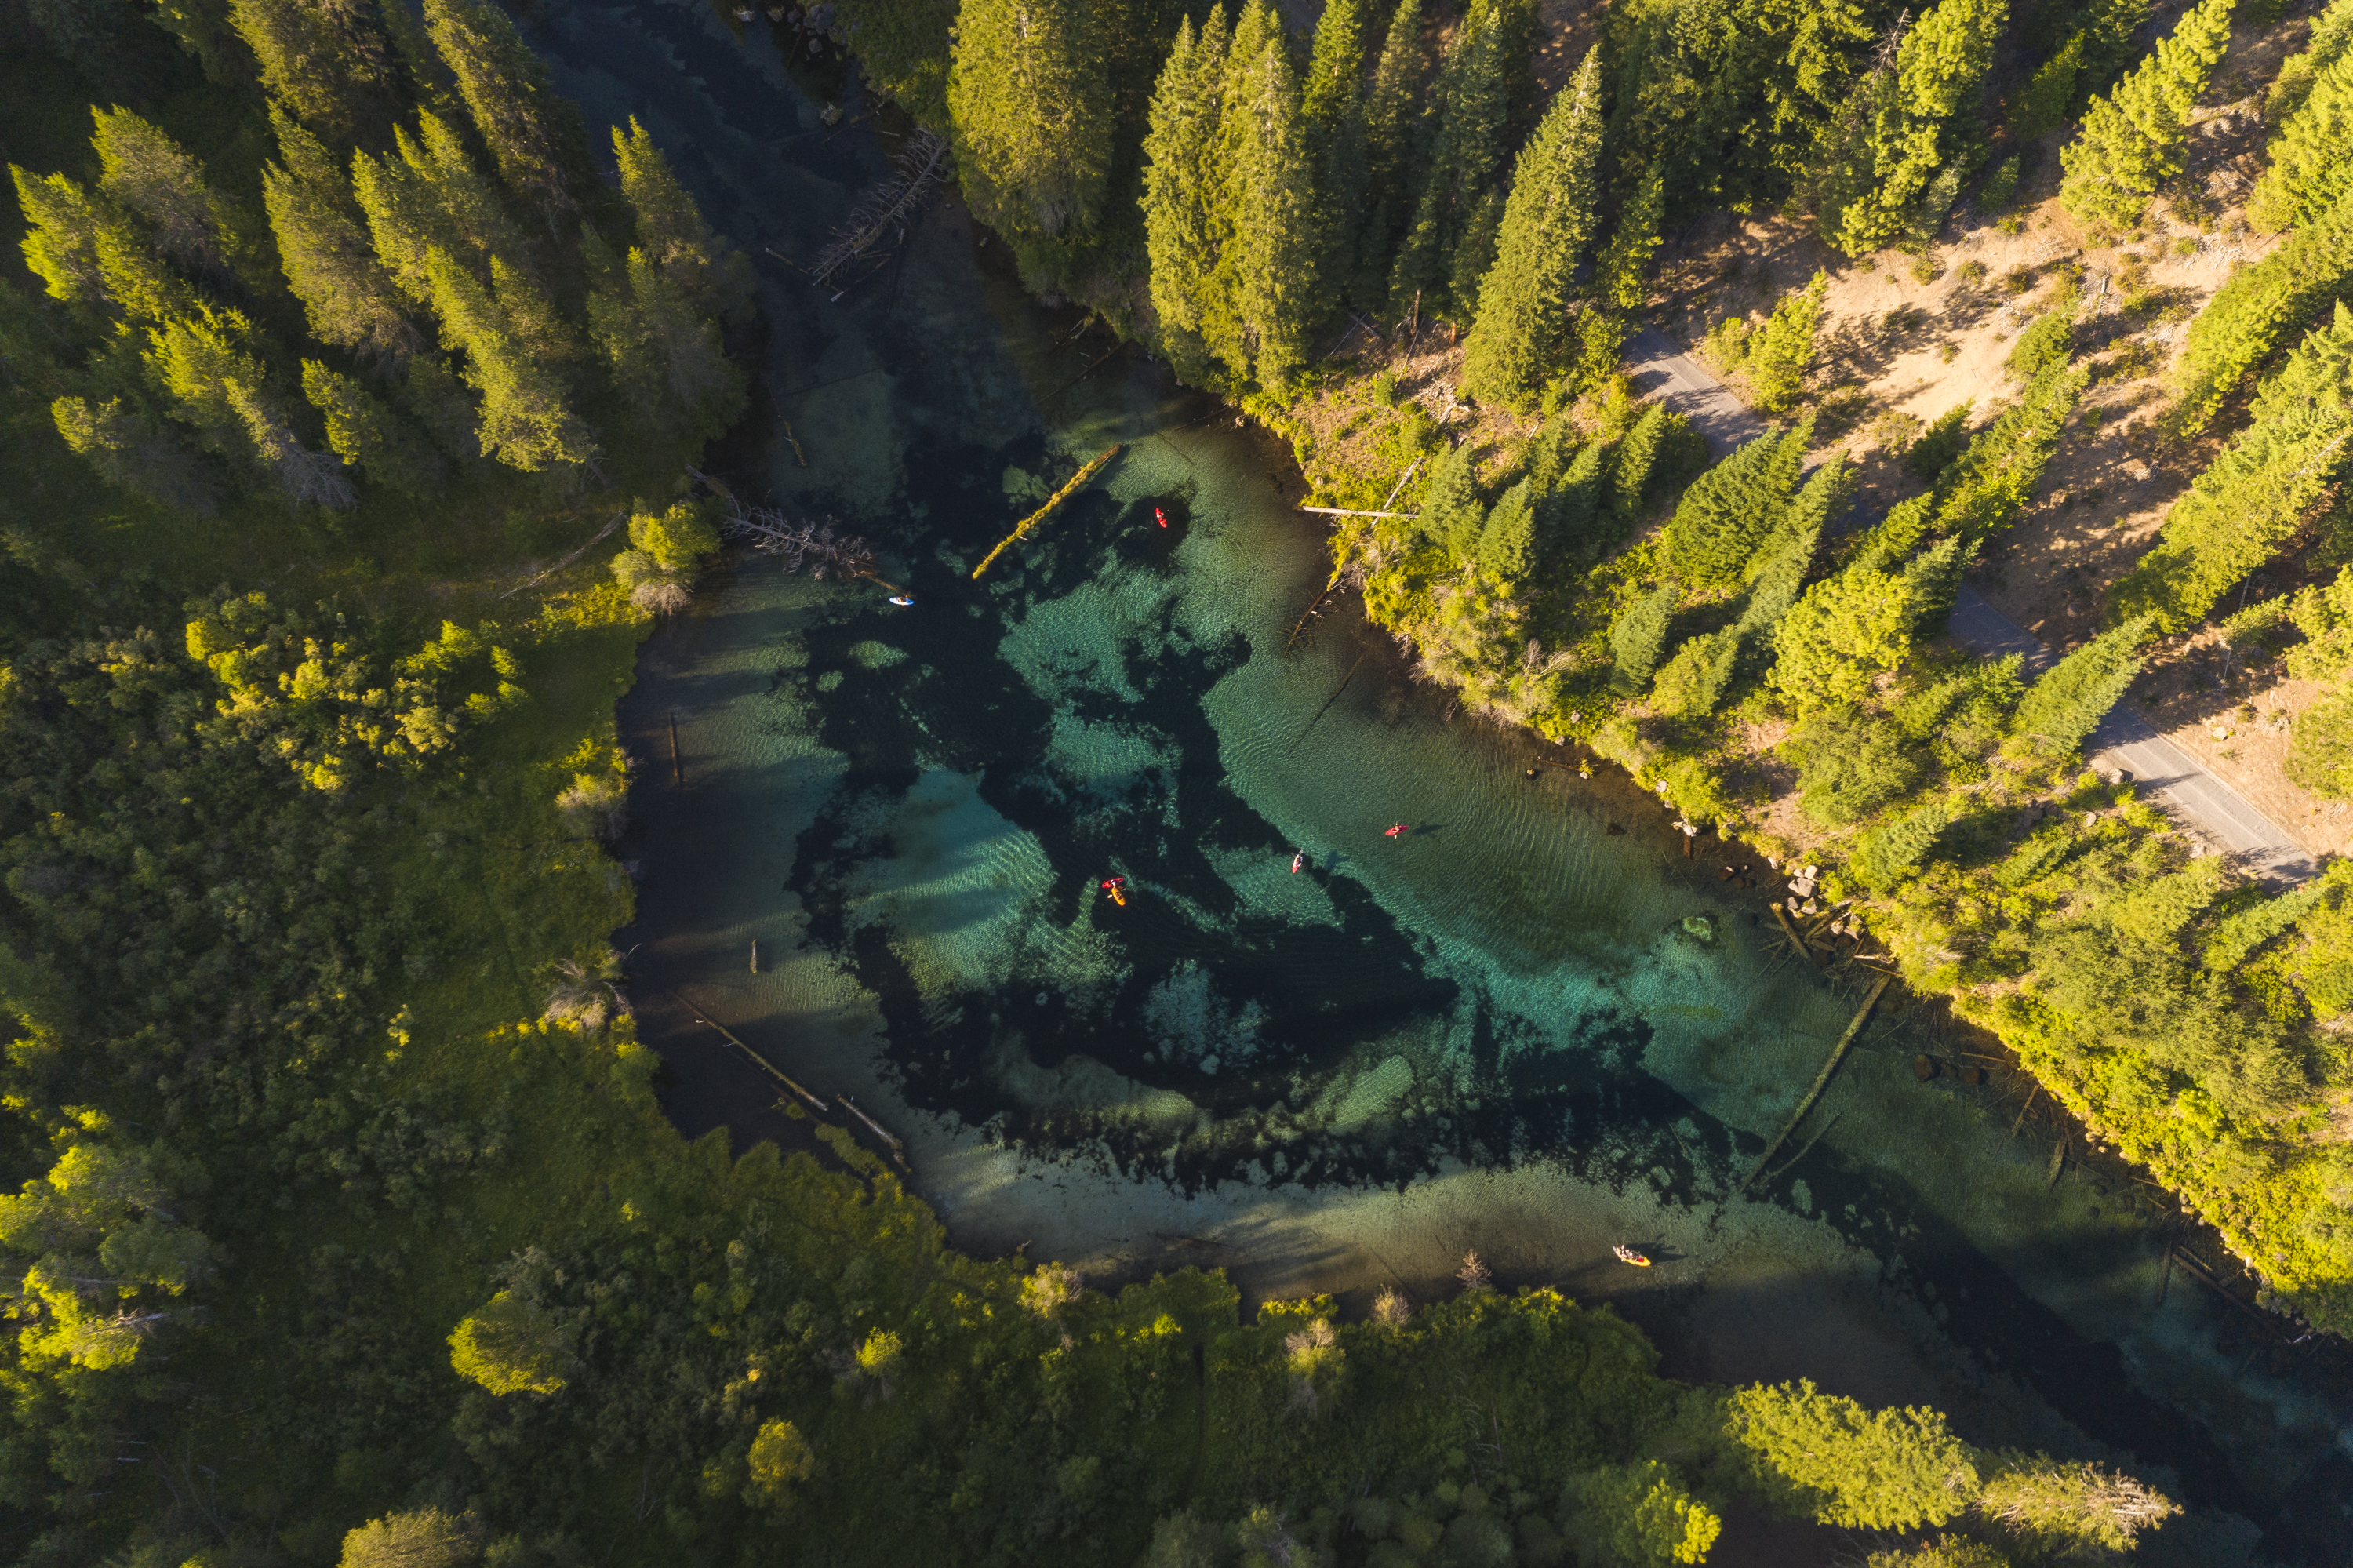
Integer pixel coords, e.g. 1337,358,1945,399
1739,974,1892,1192
670,989,827,1114
970,445,1122,580
837,1095,913,1173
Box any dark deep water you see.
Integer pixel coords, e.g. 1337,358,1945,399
515,0,2353,1557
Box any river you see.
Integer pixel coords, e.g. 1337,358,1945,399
523,0,2350,1559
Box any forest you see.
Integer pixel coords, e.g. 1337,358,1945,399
0,0,2343,1560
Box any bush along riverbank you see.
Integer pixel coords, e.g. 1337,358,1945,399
773,0,2353,1344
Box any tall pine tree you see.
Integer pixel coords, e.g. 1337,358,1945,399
91,107,242,279
1141,9,1230,380
1388,0,1513,322
1206,14,1317,390
2059,0,2234,232
227,0,399,147
351,111,532,304
2010,616,2154,754
302,359,447,495
1302,0,1370,331
51,395,219,514
2247,49,2353,233
1461,49,1606,410
1824,0,2004,255
613,118,755,322
263,111,422,364
947,0,1114,246
421,245,598,471
1355,0,1426,314
425,0,585,218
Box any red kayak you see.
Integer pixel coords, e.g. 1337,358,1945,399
1154,507,1170,529
1384,824,1408,839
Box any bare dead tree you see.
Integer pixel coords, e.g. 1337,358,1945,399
809,129,950,291
715,497,900,589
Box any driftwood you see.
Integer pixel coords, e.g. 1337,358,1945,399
715,496,904,593
837,1095,913,1173
809,129,948,289
1300,506,1412,518
670,990,827,1113
1740,975,1892,1191
971,445,1122,579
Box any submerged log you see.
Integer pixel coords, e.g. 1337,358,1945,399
970,445,1122,580
1739,974,1892,1192
671,989,827,1114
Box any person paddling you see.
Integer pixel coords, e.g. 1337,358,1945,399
1384,823,1409,839
1289,851,1304,874
1154,507,1170,529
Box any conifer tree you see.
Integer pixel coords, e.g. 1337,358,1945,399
148,0,245,83
263,112,422,363
1416,441,1483,560
1758,0,1881,182
1207,26,1317,390
2006,32,2082,143
585,234,745,439
2266,0,2353,124
1847,492,1937,576
91,107,242,279
1388,0,1512,322
1767,568,1915,711
1355,0,1425,312
12,167,112,321
1301,0,1369,326
1142,10,1230,377
302,360,447,495
227,0,399,147
1897,533,1974,634
1933,358,2086,541
1825,0,2004,256
1609,578,1679,694
2110,305,2353,629
2060,0,2234,232
1477,478,1537,581
147,307,355,507
352,112,533,303
51,395,220,515
1651,626,1740,716
2078,0,2151,96
1609,402,1675,532
1660,431,1785,585
612,119,755,322
422,245,598,471
1849,800,1952,892
402,352,480,454
1744,271,1828,411
2010,616,2153,753
947,0,1113,245
2247,51,2353,233
424,0,584,216
1751,451,1850,582
1570,170,1664,387
1461,49,1606,410
1542,437,1609,552
2173,194,2353,432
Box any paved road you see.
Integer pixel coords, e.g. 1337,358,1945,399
1623,326,2318,884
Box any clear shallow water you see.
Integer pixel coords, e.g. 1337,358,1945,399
530,2,2351,1557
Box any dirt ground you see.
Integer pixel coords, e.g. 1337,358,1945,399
1641,2,2348,861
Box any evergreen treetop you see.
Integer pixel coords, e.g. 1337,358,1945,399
1460,48,1606,410
613,119,755,322
263,111,423,363
2247,49,2353,234
2058,0,2234,231
2010,616,2153,753
1825,0,2003,254
1141,9,1227,368
424,0,584,217
947,0,1115,245
92,107,242,278
2264,0,2353,124
227,0,399,147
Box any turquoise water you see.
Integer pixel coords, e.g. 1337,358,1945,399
532,2,2350,1557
